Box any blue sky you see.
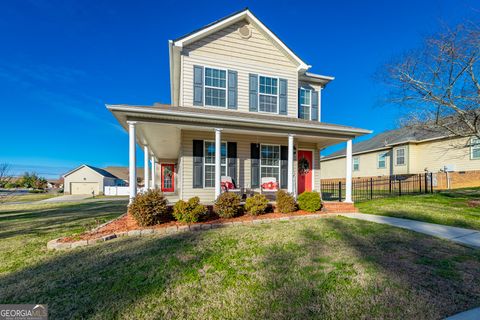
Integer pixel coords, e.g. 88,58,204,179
0,0,478,178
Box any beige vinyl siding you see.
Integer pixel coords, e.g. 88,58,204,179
321,150,392,179
181,19,298,117
180,130,320,202
412,137,480,172
321,136,480,179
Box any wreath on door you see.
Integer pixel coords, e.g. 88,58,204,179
298,156,310,175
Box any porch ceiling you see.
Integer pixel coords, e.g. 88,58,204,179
108,104,372,156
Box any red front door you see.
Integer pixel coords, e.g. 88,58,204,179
297,150,313,194
161,164,175,192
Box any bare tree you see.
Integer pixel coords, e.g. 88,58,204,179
0,163,13,204
381,21,480,142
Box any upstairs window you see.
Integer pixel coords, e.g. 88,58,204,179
395,148,406,165
259,76,278,113
378,152,387,169
204,141,227,187
205,67,227,107
471,137,480,159
353,156,360,171
299,88,311,120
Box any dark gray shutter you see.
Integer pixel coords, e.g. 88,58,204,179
249,74,258,112
193,66,203,106
279,78,288,115
227,70,238,110
280,146,288,189
193,140,204,188
251,143,260,188
227,142,237,185
298,88,303,119
311,90,319,121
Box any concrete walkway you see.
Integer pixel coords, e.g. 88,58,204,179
340,213,480,249
445,307,480,320
39,194,92,203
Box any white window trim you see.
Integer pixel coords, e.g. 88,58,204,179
203,66,228,108
260,143,281,185
353,156,360,171
299,87,312,120
203,140,228,189
471,137,480,160
258,74,280,114
395,147,406,166
377,152,387,169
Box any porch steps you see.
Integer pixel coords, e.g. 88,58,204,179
322,201,358,213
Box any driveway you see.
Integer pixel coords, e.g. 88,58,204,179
39,194,92,203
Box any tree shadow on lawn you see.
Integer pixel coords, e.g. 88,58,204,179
2,218,480,319
322,217,480,319
0,230,216,319
0,201,128,240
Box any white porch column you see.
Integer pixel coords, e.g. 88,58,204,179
144,145,149,191
345,139,353,203
151,156,156,189
128,121,137,204
214,128,222,199
287,134,295,195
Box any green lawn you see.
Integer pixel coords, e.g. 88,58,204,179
1,200,480,319
356,188,480,230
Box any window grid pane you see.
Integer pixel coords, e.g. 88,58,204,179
259,95,278,113
396,149,405,165
205,88,226,107
472,138,480,159
204,142,227,187
299,105,310,120
300,88,311,106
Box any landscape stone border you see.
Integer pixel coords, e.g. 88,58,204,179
47,213,340,250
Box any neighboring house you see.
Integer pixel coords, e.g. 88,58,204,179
102,166,144,186
63,165,124,195
107,9,370,203
321,127,480,189
47,179,63,189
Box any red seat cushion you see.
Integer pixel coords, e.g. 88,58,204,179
262,181,278,190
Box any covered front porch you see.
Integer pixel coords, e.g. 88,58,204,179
107,104,370,204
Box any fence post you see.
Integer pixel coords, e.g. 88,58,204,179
419,174,422,193
338,181,342,202
389,177,392,194
370,178,373,199
430,172,434,193
424,173,428,194
398,179,402,196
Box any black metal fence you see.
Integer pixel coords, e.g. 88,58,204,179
321,173,434,202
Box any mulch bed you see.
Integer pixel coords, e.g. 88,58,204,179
60,210,324,243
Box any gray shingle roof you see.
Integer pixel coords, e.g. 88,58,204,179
322,126,449,160
85,165,119,179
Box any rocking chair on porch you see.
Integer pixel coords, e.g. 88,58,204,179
260,177,279,199
221,176,243,196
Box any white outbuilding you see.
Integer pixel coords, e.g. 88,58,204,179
63,165,121,195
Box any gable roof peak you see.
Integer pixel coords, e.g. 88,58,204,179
171,8,309,71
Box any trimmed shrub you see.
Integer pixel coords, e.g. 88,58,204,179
173,197,208,223
129,189,169,227
245,194,269,216
214,192,241,218
297,191,322,212
275,190,297,213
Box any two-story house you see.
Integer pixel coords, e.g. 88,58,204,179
107,8,370,203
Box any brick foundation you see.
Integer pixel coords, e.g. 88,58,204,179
434,170,480,189
322,201,358,213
